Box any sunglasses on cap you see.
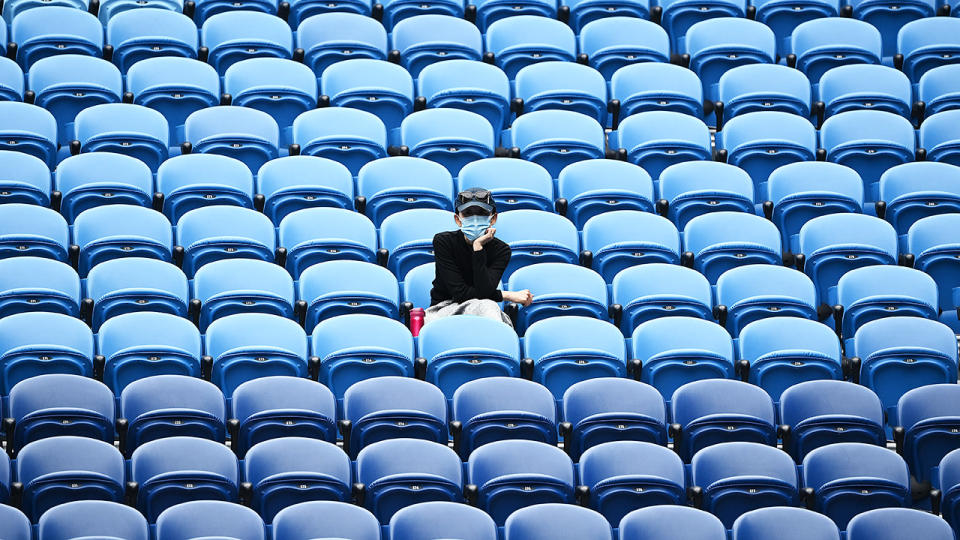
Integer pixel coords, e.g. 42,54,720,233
456,189,492,205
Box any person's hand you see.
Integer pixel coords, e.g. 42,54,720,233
472,227,496,251
504,289,533,307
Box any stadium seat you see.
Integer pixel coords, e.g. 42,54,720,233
311,313,415,404
118,375,226,455
920,110,960,166
0,151,52,206
200,12,293,75
582,211,680,283
820,110,917,203
386,0,467,28
174,206,276,278
130,437,239,521
753,0,839,58
416,60,512,131
557,160,655,230
485,16,576,79
86,259,189,331
106,9,198,73
561,378,667,461
797,213,898,306
938,449,960,537
836,265,939,343
852,0,937,62
72,205,173,277
401,262,436,309
224,59,319,147
400,110,495,177
258,156,356,224
611,63,703,122
158,153,255,224
715,266,817,335
631,317,735,407
0,256,81,318
341,376,448,457
682,212,782,283
0,103,58,169
356,439,464,522
779,380,887,462
96,312,202,397
718,112,818,202
908,214,960,329
738,317,843,403
230,376,337,456
7,374,114,452
391,15,482,77
379,208,455,280
506,263,608,334
193,0,280,23
272,501,380,540
193,259,295,331
579,441,685,525
495,209,580,282
204,313,308,398
514,62,608,125
616,111,712,182
504,504,612,540
126,58,221,146
854,316,958,426
671,379,777,461
0,204,69,262
97,0,184,23
389,501,497,540
458,159,554,213
472,0,558,33
28,56,123,146
817,65,912,122
732,507,840,540
244,437,351,522
15,436,125,521
898,18,960,83
279,208,377,277
510,110,606,179
659,0,746,52
71,104,169,172
296,13,387,74
789,19,882,86
658,161,755,230
418,317,520,402
690,441,799,528
919,64,960,116
38,500,149,540
358,156,455,226
766,161,865,254
320,59,415,136
182,106,280,174
524,316,627,400
0,506,28,540
155,501,265,540
611,263,714,334
717,64,812,126
849,508,953,540
291,108,388,177
0,312,93,396
803,443,910,530
451,377,555,458
2,0,89,22
298,260,400,331
54,153,154,223
11,7,103,70
578,18,670,80
467,440,575,525
895,384,960,484
619,506,726,540
565,0,650,33
686,18,776,103
0,58,23,102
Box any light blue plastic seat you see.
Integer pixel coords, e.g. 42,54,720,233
510,110,606,179
579,18,669,80
8,374,115,452
837,265,939,345
611,263,713,335
258,156,355,224
920,110,960,166
907,213,960,329
230,377,337,456
0,104,58,169
379,208,455,280
400,110,495,177
272,501,379,540
715,265,817,336
0,312,93,396
0,151,51,205
391,15,481,77
752,0,839,58
0,257,81,318
126,57,221,146
416,60,511,131
504,504,612,540
485,16,576,79
38,500,149,540
919,64,960,116
388,502,497,540
507,262,608,334
0,57,24,102
292,107,388,178
155,501,264,539
494,209,580,283
86,258,189,329
183,106,280,174
0,506,28,540
2,0,88,22
582,211,680,283
557,160,654,230
458,158,554,213
616,111,712,182
297,260,400,331
514,62,609,125
848,508,953,540
296,13,386,74
97,0,183,23
658,161,755,231
174,205,276,277
733,505,840,540
54,153,154,223
619,506,726,539
791,17,885,89
192,258,296,331
659,0,746,51
200,11,293,75
72,205,173,277
358,156,455,226
895,384,960,485
0,203,69,262
685,18,776,103
563,0,649,34
898,17,960,84
278,207,377,277
11,6,103,70
717,64,812,126
611,63,703,121
106,9,198,73
849,0,936,62
471,0,558,33
818,64,912,121
72,104,169,172
682,211,783,284
320,59,415,135
401,262,435,309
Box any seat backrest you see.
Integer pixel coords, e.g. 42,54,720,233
853,316,958,362
919,64,960,114
457,158,554,205
897,383,960,433
897,17,960,81
28,54,123,101
452,377,556,426
126,57,220,102
682,211,782,257
73,103,170,149
718,64,811,115
257,156,355,204
610,63,702,108
659,161,755,204
738,317,841,367
579,440,685,492
507,262,607,301
311,313,414,362
130,436,238,486
343,376,447,423
244,437,350,490
0,203,68,252
200,11,292,50
120,374,225,425
157,154,254,205
716,265,817,309
379,208,455,252
820,110,916,154
848,508,954,540
193,258,294,304
54,153,154,218
582,211,680,259
356,438,462,488
357,155,455,202
418,315,518,361
320,58,414,102
880,161,960,208
0,150,51,202
38,500,149,540
562,378,666,428
557,160,654,207
767,161,864,205
467,439,574,488
631,316,733,366
579,17,670,64
0,506,30,540
224,58,318,105
298,260,399,304
155,501,265,540
612,262,712,306
619,506,726,539
733,507,840,540
16,435,124,488
510,110,605,153
515,61,607,104
779,380,885,429
9,373,114,423
524,316,625,361
485,15,576,59
818,65,911,112
272,501,380,540
798,213,898,256
494,209,579,253
72,204,173,253
205,313,308,360
790,18,881,58
184,106,280,148
802,442,909,491
720,111,817,156
292,107,387,152
504,504,612,540
389,501,497,540
837,265,938,312
97,311,201,361
671,379,775,427
175,206,276,251
279,207,376,252
231,376,337,425
685,17,776,58
691,441,798,490
617,110,712,155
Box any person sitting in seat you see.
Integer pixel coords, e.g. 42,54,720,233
426,188,533,326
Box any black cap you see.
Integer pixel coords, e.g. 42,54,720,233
456,188,496,214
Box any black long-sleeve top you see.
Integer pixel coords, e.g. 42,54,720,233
429,230,511,306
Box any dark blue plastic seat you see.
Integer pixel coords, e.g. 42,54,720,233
557,160,655,230
515,62,608,125
896,384,960,484
836,265,939,343
907,213,960,329
578,18,669,80
611,63,703,121
802,442,910,530
106,9,198,73
848,508,953,540
54,153,153,223
716,266,817,336
292,108,388,178
686,18,776,103
297,260,400,331
619,506,726,540
391,15,481,77
0,103,58,168
0,257,80,318
230,376,337,456
789,19,882,86
379,208,455,280
682,211,783,284
495,209,580,283
320,59,415,135
0,312,93,396
389,501,497,540
458,158,554,213
244,437,351,522
920,110,960,166
258,156,356,225
279,208,376,278
612,263,713,335
200,12,292,75
919,64,960,116
504,504,612,540
155,501,264,540
416,60,512,131
507,263,608,334
96,312,202,397
732,507,840,540
296,13,386,74
11,6,103,70
15,436,125,521
38,500,149,540
174,206,276,278
72,205,173,277
272,501,380,540
717,64,812,125
7,374,114,452
690,441,799,528
658,161,755,231
126,58,221,146
71,104,169,171
131,437,240,522
510,110,606,179
0,204,69,262
192,258,295,331
358,156,455,225
779,380,886,462
582,211,680,283
0,151,51,205
616,111,712,182
818,65,912,121
183,106,280,174
157,154,255,224
418,316,520,402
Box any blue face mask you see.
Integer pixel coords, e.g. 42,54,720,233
460,215,491,242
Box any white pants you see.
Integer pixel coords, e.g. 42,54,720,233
424,299,513,327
